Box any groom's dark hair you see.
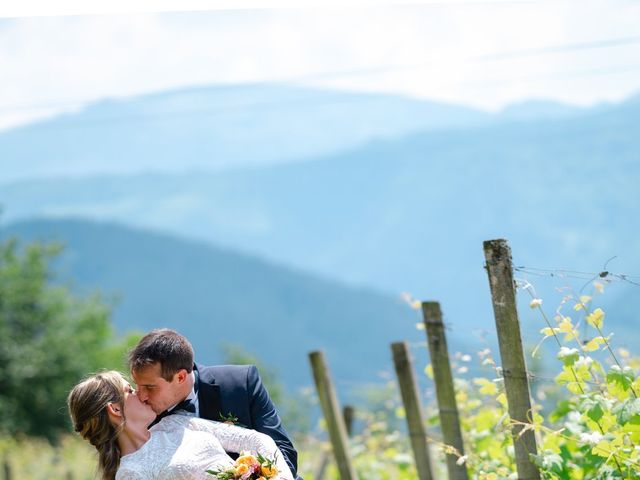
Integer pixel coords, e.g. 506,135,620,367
128,328,194,381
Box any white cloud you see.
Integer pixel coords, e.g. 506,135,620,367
0,0,546,18
1,1,639,129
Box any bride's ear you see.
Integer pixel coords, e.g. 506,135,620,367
107,402,123,418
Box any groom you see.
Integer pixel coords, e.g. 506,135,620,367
129,328,300,479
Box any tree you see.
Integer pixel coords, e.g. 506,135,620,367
0,237,139,439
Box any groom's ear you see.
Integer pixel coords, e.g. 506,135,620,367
175,369,188,384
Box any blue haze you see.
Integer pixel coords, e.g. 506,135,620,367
1,84,639,384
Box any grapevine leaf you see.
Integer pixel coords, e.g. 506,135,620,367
474,377,498,396
612,398,640,425
606,366,633,391
531,450,563,474
588,404,604,423
557,347,580,367
549,400,572,422
585,308,605,329
583,336,606,352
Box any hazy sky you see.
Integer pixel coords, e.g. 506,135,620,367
1,0,640,129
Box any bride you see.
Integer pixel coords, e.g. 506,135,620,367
68,370,294,480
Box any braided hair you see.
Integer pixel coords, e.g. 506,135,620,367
68,371,127,480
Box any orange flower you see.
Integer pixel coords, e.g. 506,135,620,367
236,454,259,467
261,464,278,477
235,464,250,476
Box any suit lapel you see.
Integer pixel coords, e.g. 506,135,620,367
197,372,222,422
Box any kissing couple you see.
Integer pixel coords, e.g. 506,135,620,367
68,328,300,480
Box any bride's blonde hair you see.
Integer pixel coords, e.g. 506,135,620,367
68,371,127,480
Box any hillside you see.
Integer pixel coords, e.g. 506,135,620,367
0,218,429,388
3,93,639,343
0,83,499,182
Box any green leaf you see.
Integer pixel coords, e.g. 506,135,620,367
473,377,498,396
549,400,572,422
612,398,640,425
582,336,606,352
585,308,605,329
531,450,564,474
557,347,580,367
606,366,634,391
587,401,605,423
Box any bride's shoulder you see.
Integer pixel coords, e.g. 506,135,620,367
187,416,226,431
154,414,233,434
116,459,147,479
153,413,193,431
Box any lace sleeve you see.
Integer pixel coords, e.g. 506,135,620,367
188,418,294,480
115,467,145,480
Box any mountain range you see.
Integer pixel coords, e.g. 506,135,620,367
0,83,593,183
0,218,427,389
2,83,639,364
0,83,492,182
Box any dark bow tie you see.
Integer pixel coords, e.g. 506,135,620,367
171,398,196,414
153,399,196,426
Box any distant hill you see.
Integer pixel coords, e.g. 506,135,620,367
0,83,497,182
498,99,587,122
3,91,639,344
0,218,431,389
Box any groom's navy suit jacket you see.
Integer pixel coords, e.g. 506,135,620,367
195,364,300,479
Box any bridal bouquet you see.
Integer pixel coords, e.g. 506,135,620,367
207,452,280,480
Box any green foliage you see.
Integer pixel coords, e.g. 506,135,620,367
423,284,640,479
528,288,640,479
449,352,517,478
0,433,96,480
304,283,640,479
2,218,419,392
2,270,640,480
0,237,139,439
348,408,421,479
299,404,422,480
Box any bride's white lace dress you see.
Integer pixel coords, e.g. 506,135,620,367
116,414,293,480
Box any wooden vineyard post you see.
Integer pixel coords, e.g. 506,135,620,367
309,350,357,480
391,341,435,480
422,302,469,480
3,458,11,480
483,239,540,480
314,406,356,480
342,405,355,436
